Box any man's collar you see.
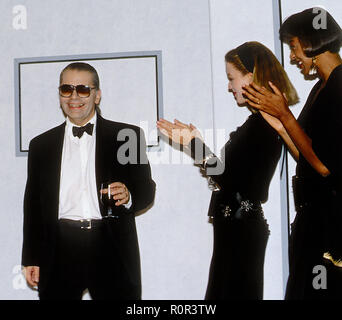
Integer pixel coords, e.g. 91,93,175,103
66,112,97,137
66,112,97,128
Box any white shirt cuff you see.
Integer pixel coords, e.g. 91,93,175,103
123,192,132,209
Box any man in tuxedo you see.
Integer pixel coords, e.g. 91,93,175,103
22,62,156,300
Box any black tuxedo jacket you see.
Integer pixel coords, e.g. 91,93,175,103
22,114,156,294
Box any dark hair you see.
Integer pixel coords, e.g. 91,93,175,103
225,41,299,106
59,62,100,89
279,7,342,57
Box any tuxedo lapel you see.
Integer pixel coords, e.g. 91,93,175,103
46,123,65,223
95,116,104,214
95,115,112,216
95,115,122,216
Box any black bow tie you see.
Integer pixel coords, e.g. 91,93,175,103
72,123,94,138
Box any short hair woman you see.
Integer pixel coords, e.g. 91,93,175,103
243,8,342,299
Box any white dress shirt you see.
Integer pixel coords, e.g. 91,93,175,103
58,113,132,220
58,114,102,220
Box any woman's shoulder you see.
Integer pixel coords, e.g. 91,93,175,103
237,112,261,130
247,112,277,134
231,112,280,144
226,113,256,141
330,64,342,78
323,65,342,117
326,64,342,91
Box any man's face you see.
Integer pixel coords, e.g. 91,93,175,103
59,69,101,126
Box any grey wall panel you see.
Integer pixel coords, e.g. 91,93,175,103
15,52,162,155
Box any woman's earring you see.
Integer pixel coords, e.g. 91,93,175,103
308,56,317,76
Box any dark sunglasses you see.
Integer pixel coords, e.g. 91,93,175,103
59,84,96,98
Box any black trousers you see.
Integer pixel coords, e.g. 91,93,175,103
39,219,139,300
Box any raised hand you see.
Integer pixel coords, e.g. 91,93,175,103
156,118,203,146
242,81,290,120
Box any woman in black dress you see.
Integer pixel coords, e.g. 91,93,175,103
243,8,342,299
157,41,298,299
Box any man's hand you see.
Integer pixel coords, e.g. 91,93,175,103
101,182,130,206
24,266,39,289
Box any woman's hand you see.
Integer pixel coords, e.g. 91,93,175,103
243,82,329,176
242,81,290,121
157,118,203,146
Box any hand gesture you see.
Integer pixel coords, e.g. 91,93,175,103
242,81,290,120
157,118,203,146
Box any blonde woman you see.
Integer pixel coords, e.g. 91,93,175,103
157,42,298,299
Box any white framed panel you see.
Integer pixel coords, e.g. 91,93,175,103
15,51,163,156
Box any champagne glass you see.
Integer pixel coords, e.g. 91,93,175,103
100,182,119,218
